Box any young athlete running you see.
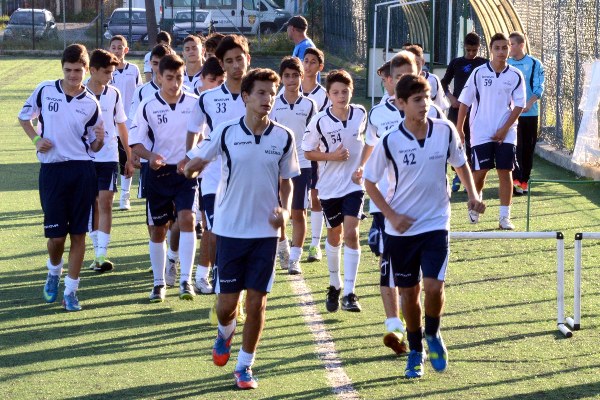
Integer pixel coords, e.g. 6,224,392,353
182,35,204,92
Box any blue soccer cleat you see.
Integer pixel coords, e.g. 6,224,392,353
405,350,425,378
425,334,448,372
451,174,461,192
62,291,82,311
212,329,234,366
43,273,60,303
234,367,258,389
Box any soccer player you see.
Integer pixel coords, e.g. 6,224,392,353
86,49,133,272
270,56,317,275
301,47,331,262
405,44,449,111
182,35,204,92
302,69,367,312
18,44,104,311
144,31,172,82
130,54,200,302
508,31,545,195
184,68,299,390
377,60,394,104
457,33,526,230
195,56,225,95
204,32,225,59
441,32,487,192
108,35,142,210
364,74,485,378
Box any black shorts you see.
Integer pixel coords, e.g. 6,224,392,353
39,161,96,238
145,165,198,227
138,162,148,199
310,161,319,190
202,193,215,231
320,190,364,229
94,161,118,192
292,168,312,210
214,235,278,294
471,142,516,171
382,230,449,288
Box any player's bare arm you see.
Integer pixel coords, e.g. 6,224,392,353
454,163,486,214
183,156,210,179
365,179,415,234
456,103,469,143
131,143,165,170
270,178,292,229
491,106,523,143
19,119,53,153
305,143,350,162
89,122,105,152
352,143,374,184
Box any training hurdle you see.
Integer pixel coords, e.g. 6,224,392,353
450,231,572,338
569,232,598,331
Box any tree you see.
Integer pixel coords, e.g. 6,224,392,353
145,0,158,46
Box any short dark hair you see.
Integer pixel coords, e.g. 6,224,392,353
464,32,481,46
287,15,308,31
156,31,172,45
204,33,225,53
61,43,89,67
279,56,303,76
390,50,416,72
89,48,120,70
509,31,526,44
150,43,174,60
303,47,324,65
201,56,225,77
325,69,353,92
183,35,202,46
159,54,185,74
404,44,424,59
395,74,430,101
241,68,280,96
215,34,249,61
377,61,391,78
110,35,128,47
490,32,509,48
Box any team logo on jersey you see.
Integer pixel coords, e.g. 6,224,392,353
234,140,252,145
265,145,282,155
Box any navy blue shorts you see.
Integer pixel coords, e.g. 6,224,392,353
94,162,118,192
471,142,516,171
310,161,319,190
138,162,148,199
39,161,96,238
292,168,312,210
202,193,215,231
320,190,364,229
214,235,278,294
368,211,385,256
145,165,198,227
382,230,449,288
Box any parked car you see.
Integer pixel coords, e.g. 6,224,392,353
3,8,58,41
104,8,158,43
171,10,211,44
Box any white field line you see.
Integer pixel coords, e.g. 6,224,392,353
287,274,360,400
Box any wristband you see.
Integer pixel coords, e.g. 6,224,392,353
32,136,42,145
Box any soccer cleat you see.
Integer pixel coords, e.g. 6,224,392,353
212,330,234,366
179,281,196,300
451,174,461,192
234,367,258,389
119,192,131,210
405,350,425,378
425,334,448,372
326,286,341,312
521,181,529,193
149,285,166,302
277,241,290,270
341,293,362,312
468,209,480,224
88,260,99,270
288,259,302,275
165,258,178,287
307,245,322,262
62,291,82,311
93,256,114,272
43,273,60,303
513,179,524,195
499,216,515,230
209,297,219,326
195,276,214,294
383,331,409,355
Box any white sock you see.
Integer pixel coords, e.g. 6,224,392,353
310,211,324,247
149,240,167,286
64,275,80,296
196,264,209,282
236,348,256,370
277,238,290,253
97,231,110,259
343,246,360,296
167,248,179,262
120,175,132,196
385,317,404,333
47,259,63,276
218,319,236,338
89,230,98,259
290,246,302,262
178,231,196,284
325,241,342,289
499,205,511,219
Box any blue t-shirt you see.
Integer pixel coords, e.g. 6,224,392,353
293,37,316,60
507,54,545,117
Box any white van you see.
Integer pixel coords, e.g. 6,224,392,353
162,0,291,35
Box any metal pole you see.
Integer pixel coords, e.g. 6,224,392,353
371,2,378,107
128,0,132,46
556,232,572,337
446,0,452,64
385,4,391,61
31,1,35,50
62,0,66,49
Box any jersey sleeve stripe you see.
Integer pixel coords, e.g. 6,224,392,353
383,133,399,195
220,124,233,199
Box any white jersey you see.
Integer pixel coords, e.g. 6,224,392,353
302,83,330,112
302,104,367,199
458,62,526,146
110,62,142,119
423,71,450,111
188,83,246,195
379,92,392,105
183,67,203,92
363,118,467,236
129,91,198,165
270,93,317,169
90,85,127,162
187,117,300,238
129,80,160,120
19,79,102,163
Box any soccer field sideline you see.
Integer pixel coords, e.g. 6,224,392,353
2,56,600,399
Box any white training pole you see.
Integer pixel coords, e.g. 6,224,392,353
385,5,391,62
566,234,581,330
450,231,559,240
